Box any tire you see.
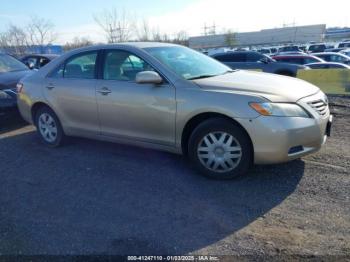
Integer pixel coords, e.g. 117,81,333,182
35,106,65,147
188,118,252,179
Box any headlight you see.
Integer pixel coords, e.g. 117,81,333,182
0,90,13,100
249,102,310,118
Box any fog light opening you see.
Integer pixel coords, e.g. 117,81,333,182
288,146,304,154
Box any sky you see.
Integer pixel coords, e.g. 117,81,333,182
0,0,350,44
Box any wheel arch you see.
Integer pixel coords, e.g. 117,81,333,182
31,102,56,123
181,112,254,158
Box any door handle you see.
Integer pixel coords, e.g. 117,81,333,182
98,87,112,95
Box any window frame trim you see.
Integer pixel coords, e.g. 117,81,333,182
47,50,100,80
99,48,169,84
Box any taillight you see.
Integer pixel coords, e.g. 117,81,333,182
16,82,24,93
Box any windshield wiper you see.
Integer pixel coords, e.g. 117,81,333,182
188,70,236,80
222,70,236,74
187,74,218,80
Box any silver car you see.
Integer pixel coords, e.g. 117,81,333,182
17,43,332,179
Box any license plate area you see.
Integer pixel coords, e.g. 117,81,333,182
326,115,333,137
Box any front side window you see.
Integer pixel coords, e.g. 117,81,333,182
103,50,154,81
39,57,50,68
50,52,97,79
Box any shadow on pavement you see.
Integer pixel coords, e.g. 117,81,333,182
0,130,305,255
0,113,27,135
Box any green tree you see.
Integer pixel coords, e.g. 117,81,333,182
225,30,236,48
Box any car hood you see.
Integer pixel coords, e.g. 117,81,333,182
193,70,320,102
0,70,32,90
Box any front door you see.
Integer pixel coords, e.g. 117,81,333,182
96,50,176,146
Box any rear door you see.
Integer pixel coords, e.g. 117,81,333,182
44,51,100,135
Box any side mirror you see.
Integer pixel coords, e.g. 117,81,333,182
136,71,163,85
259,57,269,64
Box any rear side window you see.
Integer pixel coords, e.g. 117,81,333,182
246,52,264,62
49,52,97,79
304,58,319,64
329,55,346,63
215,53,246,62
276,57,303,64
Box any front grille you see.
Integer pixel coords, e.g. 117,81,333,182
308,99,329,116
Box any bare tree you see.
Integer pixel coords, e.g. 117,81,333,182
172,30,189,46
151,27,162,42
94,9,135,43
137,19,151,41
64,37,93,51
0,24,28,55
0,16,57,56
27,16,57,46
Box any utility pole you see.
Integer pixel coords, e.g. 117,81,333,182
202,22,217,36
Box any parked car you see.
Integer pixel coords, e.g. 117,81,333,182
272,55,325,65
338,42,350,48
211,51,307,77
324,48,345,53
308,44,334,53
277,51,306,55
278,46,302,53
257,48,272,55
270,47,278,55
0,54,32,117
340,49,350,57
21,54,59,69
313,52,350,65
17,43,332,179
305,62,350,69
298,45,308,52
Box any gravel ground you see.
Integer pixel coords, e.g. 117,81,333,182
0,97,349,259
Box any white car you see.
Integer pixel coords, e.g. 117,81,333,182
313,52,350,65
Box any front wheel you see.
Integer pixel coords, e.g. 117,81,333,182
35,106,65,147
188,118,252,179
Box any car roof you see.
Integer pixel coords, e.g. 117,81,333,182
273,55,317,58
213,51,257,56
71,42,179,53
305,62,350,68
314,52,350,58
313,52,347,55
23,54,59,59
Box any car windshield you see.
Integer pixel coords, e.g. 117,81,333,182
145,46,232,80
0,54,28,73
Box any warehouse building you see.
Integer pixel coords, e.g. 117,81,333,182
189,24,326,49
325,27,350,41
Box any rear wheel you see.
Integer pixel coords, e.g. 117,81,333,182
188,118,252,179
35,106,65,147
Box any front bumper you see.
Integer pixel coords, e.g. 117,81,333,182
0,89,18,117
239,92,331,164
